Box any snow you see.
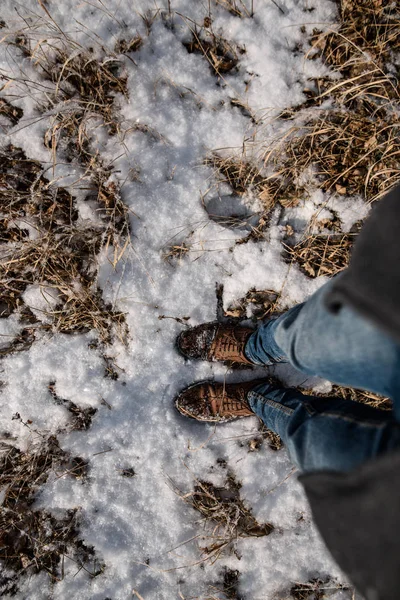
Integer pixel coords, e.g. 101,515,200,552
0,0,356,598
22,284,60,323
0,314,23,349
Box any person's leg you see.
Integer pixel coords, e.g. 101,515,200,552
245,276,400,408
177,275,400,472
248,380,400,472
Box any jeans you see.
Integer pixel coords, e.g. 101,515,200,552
244,276,400,473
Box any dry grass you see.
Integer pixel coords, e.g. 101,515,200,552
44,107,93,165
257,424,283,452
48,382,98,431
4,31,126,151
302,383,391,411
32,39,132,258
0,11,133,596
13,34,128,127
5,32,128,186
283,231,357,278
40,47,127,165
288,577,350,600
309,0,400,115
0,27,130,586
206,152,305,217
201,1,400,277
0,145,76,230
206,154,265,196
0,27,132,343
260,0,400,211
0,438,103,592
0,327,36,356
267,111,400,203
49,50,127,112
86,155,131,240
114,35,143,55
173,474,273,561
163,242,190,263
183,28,244,77
0,145,127,343
215,0,251,17
207,0,400,220
263,2,400,273
225,288,280,320
0,98,23,128
326,384,391,411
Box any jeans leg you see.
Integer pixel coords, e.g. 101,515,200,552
248,381,400,472
245,315,291,365
245,276,400,409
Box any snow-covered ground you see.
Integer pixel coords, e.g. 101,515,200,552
0,1,367,598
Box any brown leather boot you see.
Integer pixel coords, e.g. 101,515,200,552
175,379,266,422
177,322,253,366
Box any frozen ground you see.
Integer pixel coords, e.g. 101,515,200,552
0,1,367,598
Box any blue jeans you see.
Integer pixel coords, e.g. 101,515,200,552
244,276,400,473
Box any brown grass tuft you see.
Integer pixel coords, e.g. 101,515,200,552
215,0,252,18
43,46,127,119
0,145,128,343
115,36,143,55
206,152,302,216
283,231,357,279
322,384,391,411
260,0,400,212
162,242,190,263
289,577,350,599
206,154,264,195
309,0,400,115
267,111,400,203
225,288,280,320
28,39,128,169
183,29,244,76
174,474,273,561
0,438,102,590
